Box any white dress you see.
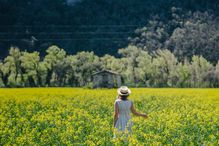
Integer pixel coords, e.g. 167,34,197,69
114,98,133,134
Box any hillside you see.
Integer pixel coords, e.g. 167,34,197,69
0,0,219,62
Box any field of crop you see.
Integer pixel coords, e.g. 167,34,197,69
0,88,218,145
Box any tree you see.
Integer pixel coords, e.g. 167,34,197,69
216,61,219,84
64,55,79,86
212,61,219,87
52,57,72,86
129,17,169,54
44,45,66,86
135,51,153,86
100,54,117,71
0,61,5,87
151,49,178,87
118,45,144,86
71,51,101,86
174,59,191,87
189,55,213,87
0,61,9,87
3,47,23,87
166,11,219,63
100,54,125,73
20,51,46,87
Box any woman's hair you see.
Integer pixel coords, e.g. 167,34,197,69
120,95,129,100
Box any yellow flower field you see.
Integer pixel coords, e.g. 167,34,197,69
0,88,218,145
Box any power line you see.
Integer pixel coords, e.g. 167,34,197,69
0,32,135,35
0,38,129,41
0,25,145,28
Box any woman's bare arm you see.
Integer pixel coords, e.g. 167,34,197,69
113,102,119,127
131,102,148,119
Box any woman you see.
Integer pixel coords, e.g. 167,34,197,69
113,86,148,137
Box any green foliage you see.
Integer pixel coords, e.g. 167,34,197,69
167,11,219,63
72,51,101,86
135,51,153,87
118,45,144,86
44,45,66,70
100,54,124,73
3,47,23,87
83,82,94,89
152,49,178,87
44,45,67,86
174,61,191,87
0,45,218,88
20,51,40,86
190,55,213,87
0,61,4,87
129,10,219,63
0,0,219,63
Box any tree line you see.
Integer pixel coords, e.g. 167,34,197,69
0,45,218,88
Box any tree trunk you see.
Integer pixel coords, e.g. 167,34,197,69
2,72,9,87
36,70,42,87
46,69,52,86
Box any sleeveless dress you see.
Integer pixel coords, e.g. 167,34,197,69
114,99,133,135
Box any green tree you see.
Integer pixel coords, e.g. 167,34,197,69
151,49,178,87
100,54,125,73
215,61,219,87
72,51,101,86
20,51,46,87
118,45,144,87
174,60,191,87
130,18,169,53
189,55,213,87
64,55,79,87
135,51,153,87
3,47,24,87
0,61,5,87
52,57,72,86
167,11,219,63
44,45,66,86
0,61,9,87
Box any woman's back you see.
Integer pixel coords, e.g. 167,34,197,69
114,99,133,132
115,99,132,116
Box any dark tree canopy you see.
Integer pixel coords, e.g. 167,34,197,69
0,0,219,62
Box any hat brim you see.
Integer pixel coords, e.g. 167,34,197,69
117,88,131,96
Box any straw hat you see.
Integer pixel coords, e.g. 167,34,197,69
117,86,131,96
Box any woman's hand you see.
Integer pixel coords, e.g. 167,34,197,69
131,102,149,119
142,113,148,119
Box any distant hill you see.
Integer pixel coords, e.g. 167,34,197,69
0,0,219,62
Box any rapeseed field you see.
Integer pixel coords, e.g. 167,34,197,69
0,88,218,145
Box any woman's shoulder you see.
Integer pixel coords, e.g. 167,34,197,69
114,99,121,106
115,99,133,103
115,99,121,102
